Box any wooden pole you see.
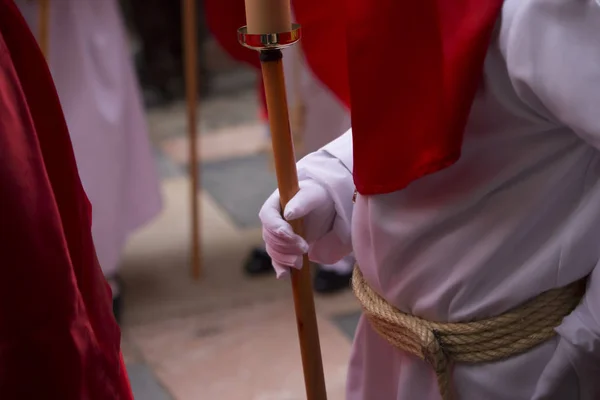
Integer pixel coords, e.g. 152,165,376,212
260,53,327,400
243,1,327,398
38,0,50,58
182,0,202,279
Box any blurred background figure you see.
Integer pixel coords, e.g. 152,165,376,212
16,0,163,321
122,0,212,107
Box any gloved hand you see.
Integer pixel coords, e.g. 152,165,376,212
259,178,336,278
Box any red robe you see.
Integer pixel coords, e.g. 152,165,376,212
293,0,505,195
0,1,132,398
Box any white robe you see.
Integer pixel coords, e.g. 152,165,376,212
17,0,162,277
296,0,600,398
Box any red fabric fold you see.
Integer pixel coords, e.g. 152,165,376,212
294,0,504,194
0,1,132,398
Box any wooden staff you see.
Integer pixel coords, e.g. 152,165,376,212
241,1,327,398
182,0,202,279
38,0,50,58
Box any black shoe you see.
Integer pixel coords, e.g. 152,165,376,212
112,294,123,325
108,277,123,325
142,86,175,109
313,267,352,294
243,248,275,276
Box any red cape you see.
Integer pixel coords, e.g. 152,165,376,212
205,1,503,194
207,0,504,195
294,0,504,194
0,1,132,398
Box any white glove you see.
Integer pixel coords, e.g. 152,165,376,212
259,130,356,277
259,179,336,278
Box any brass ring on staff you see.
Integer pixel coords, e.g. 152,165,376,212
237,23,302,51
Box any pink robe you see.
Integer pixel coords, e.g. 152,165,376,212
17,0,162,277
296,0,600,398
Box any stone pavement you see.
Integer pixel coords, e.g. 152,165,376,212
120,85,361,399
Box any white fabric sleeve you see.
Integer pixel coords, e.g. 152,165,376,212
296,129,355,263
503,0,600,149
503,1,600,397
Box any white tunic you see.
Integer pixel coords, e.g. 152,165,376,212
17,0,162,277
297,0,600,398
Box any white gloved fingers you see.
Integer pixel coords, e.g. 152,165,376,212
271,258,304,279
260,178,337,278
265,242,303,278
260,179,334,251
259,187,314,243
262,227,309,255
259,189,288,233
283,180,331,220
260,187,309,279
260,183,324,229
272,261,290,279
262,233,304,271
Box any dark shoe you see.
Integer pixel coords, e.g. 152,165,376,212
112,293,123,325
243,248,274,276
142,86,175,109
108,276,123,325
313,267,352,294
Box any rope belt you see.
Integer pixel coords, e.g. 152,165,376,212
351,266,586,400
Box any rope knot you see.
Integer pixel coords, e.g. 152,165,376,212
351,266,586,400
423,330,449,374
